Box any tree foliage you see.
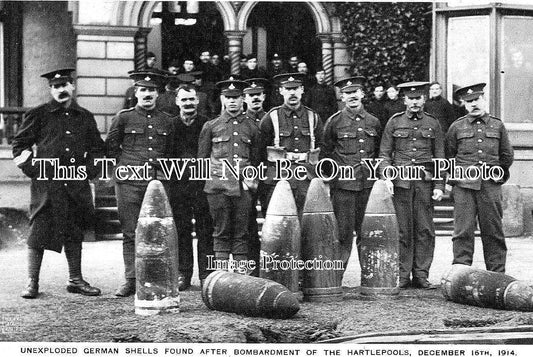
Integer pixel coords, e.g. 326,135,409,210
334,2,432,89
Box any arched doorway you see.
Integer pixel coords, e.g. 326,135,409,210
146,1,226,71
244,2,321,72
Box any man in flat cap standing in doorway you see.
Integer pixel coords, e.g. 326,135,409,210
12,68,105,298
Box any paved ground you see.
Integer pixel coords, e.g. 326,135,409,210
1,235,533,301
1,235,533,343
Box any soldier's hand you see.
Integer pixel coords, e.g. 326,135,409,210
384,179,394,195
432,189,443,201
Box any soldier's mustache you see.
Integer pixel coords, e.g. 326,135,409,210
184,104,195,109
143,96,154,100
58,93,69,99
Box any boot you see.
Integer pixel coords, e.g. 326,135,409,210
65,242,101,296
115,278,136,297
21,279,39,299
21,248,43,299
177,275,191,291
116,245,136,297
67,277,102,296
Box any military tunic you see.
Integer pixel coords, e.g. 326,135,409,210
198,110,260,256
445,113,514,272
106,106,176,279
379,110,445,281
322,106,381,268
259,104,324,216
12,100,105,252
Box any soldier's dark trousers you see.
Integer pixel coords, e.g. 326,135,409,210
392,181,435,281
207,191,252,259
248,189,262,276
64,241,83,280
168,182,214,281
452,181,506,273
332,188,372,269
115,183,149,280
27,247,44,281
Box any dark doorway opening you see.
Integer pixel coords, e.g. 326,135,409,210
157,1,225,69
247,2,320,72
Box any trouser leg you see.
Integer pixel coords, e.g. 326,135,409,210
207,193,232,257
231,191,252,259
451,186,478,267
27,247,44,281
248,191,261,276
477,182,506,273
115,184,145,280
21,247,44,298
64,241,82,280
393,186,415,281
332,189,356,270
194,191,214,280
412,181,435,280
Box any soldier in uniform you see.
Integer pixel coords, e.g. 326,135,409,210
243,78,268,276
106,71,176,297
13,68,105,298
379,82,445,289
167,84,214,289
259,73,324,217
266,53,286,109
321,76,381,276
445,83,514,273
198,77,261,267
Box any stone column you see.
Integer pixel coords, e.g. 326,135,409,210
135,28,152,71
317,34,334,85
225,31,247,75
332,33,351,83
73,25,142,136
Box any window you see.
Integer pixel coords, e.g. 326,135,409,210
446,16,490,106
501,16,533,123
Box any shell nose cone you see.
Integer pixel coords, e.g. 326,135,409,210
364,180,396,214
271,291,300,318
139,180,173,218
303,178,333,213
266,180,298,216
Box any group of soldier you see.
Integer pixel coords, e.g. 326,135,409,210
12,51,514,299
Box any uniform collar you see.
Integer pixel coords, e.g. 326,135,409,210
343,105,364,119
282,103,305,117
467,112,489,123
221,110,245,123
407,110,422,119
246,108,265,120
135,105,157,116
47,99,81,113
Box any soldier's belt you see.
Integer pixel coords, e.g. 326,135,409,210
267,146,320,164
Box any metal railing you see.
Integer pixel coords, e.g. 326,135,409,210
0,107,28,146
